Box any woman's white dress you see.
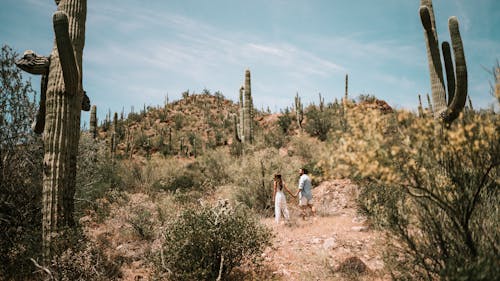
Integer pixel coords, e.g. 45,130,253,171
275,190,290,223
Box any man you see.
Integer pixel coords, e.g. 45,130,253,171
295,168,316,219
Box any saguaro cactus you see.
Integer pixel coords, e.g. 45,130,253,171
15,0,87,260
418,94,425,118
419,0,467,124
90,105,97,139
236,69,254,144
344,74,349,104
243,69,253,143
496,68,500,105
294,92,304,130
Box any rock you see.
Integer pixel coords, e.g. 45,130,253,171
323,238,337,250
311,238,322,244
351,226,368,232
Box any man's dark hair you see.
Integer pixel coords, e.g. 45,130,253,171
301,168,308,174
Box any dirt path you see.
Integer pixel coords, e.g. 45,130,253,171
261,179,390,281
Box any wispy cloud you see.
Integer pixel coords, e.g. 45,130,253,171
85,2,345,94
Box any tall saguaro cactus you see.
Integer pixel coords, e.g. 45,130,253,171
236,69,254,144
294,92,304,130
419,0,467,124
90,105,97,139
243,69,254,144
15,0,87,260
496,67,500,105
344,74,349,104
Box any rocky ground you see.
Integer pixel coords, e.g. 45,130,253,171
261,179,390,281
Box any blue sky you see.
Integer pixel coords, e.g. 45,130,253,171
1,0,499,122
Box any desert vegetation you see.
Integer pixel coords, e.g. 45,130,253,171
1,0,499,280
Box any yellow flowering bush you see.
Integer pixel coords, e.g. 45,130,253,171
319,107,499,280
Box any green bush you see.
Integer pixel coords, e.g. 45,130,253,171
304,105,331,141
154,201,272,281
277,108,293,134
75,132,123,221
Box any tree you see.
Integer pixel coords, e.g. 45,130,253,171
0,44,44,279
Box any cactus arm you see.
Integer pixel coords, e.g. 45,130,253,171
441,42,455,105
32,74,48,134
81,90,90,111
441,17,467,124
15,51,49,134
53,11,79,95
15,51,50,75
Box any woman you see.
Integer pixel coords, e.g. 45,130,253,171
273,174,295,224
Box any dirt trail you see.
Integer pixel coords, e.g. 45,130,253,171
261,179,390,281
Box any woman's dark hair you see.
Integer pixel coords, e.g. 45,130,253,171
301,168,308,174
274,174,283,190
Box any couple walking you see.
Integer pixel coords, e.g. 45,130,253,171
273,168,316,224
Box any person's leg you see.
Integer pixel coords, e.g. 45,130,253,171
282,200,290,222
308,203,316,216
275,195,281,224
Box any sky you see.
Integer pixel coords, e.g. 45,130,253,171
1,0,499,123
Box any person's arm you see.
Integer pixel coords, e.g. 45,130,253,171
295,175,304,197
283,181,295,197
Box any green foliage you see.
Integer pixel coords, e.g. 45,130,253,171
263,127,287,149
127,111,143,123
0,44,44,279
76,132,124,220
173,112,185,130
304,104,332,141
277,107,293,134
154,202,272,281
357,94,377,103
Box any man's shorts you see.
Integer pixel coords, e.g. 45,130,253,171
298,193,313,206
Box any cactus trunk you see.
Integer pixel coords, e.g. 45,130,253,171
40,0,86,260
243,69,253,144
344,74,348,104
90,105,97,139
236,69,254,144
496,68,500,105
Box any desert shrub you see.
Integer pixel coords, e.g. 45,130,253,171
321,107,499,280
127,111,142,123
229,139,244,156
127,206,155,240
0,44,44,279
154,201,272,281
46,237,121,281
304,105,332,141
197,149,231,187
277,108,293,133
75,132,123,220
263,127,287,149
173,113,185,130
